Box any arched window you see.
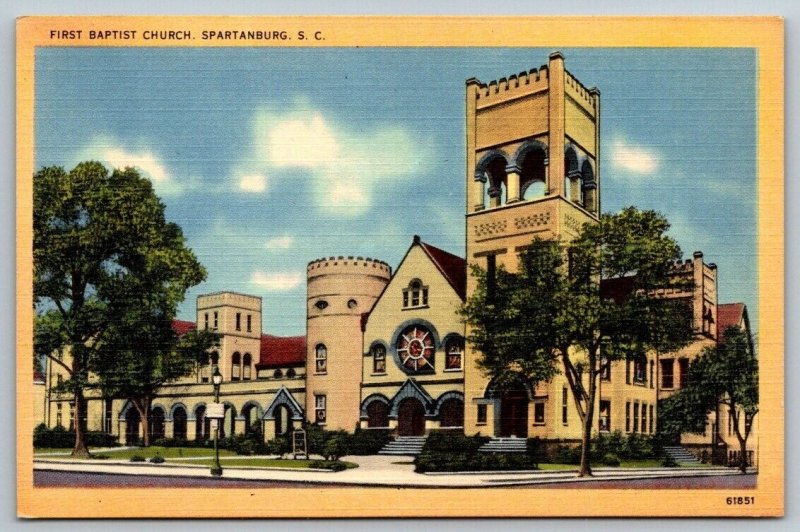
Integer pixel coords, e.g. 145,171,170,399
315,344,328,373
367,400,389,428
403,278,428,308
273,369,283,378
484,155,509,207
242,353,252,380
210,351,219,366
371,344,387,374
172,406,187,440
286,368,296,378
220,404,236,439
231,352,241,381
445,337,464,370
519,145,547,201
242,403,261,437
195,405,210,441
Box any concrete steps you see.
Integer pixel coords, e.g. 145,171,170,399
663,446,702,464
478,437,528,454
378,436,427,456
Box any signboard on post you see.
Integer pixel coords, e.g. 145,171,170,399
293,428,307,459
206,403,225,419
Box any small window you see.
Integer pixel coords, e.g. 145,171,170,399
641,402,648,433
650,360,655,389
213,311,218,329
286,368,296,378
242,353,252,380
649,405,654,434
661,359,674,389
445,338,463,370
477,404,487,424
232,352,241,381
315,300,329,310
204,312,209,330
273,369,283,378
633,403,639,433
236,312,241,331
403,279,429,309
625,401,631,432
247,314,252,333
347,299,358,309
372,344,386,374
561,387,568,425
534,402,545,424
315,344,328,373
599,400,611,432
633,356,647,384
600,356,611,381
315,395,327,424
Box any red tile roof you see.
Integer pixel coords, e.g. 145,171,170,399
171,319,197,337
418,237,466,300
257,335,306,369
717,303,745,338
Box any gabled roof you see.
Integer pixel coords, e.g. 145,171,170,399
717,303,746,338
171,320,196,337
257,335,306,369
417,236,466,300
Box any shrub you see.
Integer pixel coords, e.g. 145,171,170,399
322,433,349,461
661,454,679,468
347,427,393,455
33,424,74,448
555,445,582,465
309,460,348,472
423,430,489,454
414,431,536,473
129,455,146,462
33,424,122,449
526,437,547,467
601,453,621,467
149,456,165,464
266,436,291,458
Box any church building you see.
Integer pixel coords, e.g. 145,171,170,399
37,53,756,465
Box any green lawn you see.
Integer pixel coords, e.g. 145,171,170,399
35,446,237,459
169,457,358,469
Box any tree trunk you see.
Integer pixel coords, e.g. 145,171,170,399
71,389,90,458
578,372,597,477
132,398,151,447
737,434,748,474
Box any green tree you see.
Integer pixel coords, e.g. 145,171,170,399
33,161,206,457
462,207,694,476
659,326,757,473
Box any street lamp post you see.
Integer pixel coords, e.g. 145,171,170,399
211,366,223,477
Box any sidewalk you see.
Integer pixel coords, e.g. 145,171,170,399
33,454,755,487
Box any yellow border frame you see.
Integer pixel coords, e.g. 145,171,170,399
16,16,784,518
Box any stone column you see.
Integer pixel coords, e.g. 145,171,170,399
474,172,486,211
506,164,521,203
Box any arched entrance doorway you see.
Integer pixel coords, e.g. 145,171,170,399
397,398,426,436
367,400,389,428
274,405,293,438
150,407,165,440
499,383,529,438
125,407,141,445
172,406,187,440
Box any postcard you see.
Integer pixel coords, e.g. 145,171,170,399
16,16,784,518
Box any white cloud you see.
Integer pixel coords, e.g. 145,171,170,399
238,173,268,193
78,135,192,196
247,102,433,215
610,137,660,174
264,236,294,250
250,271,303,291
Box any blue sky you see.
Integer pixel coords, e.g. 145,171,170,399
35,47,757,337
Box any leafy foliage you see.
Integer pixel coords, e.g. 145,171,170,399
461,207,694,476
657,326,757,472
33,162,208,453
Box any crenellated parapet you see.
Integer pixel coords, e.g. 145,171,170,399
307,256,392,279
468,65,550,107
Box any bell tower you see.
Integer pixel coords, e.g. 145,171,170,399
463,52,602,436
